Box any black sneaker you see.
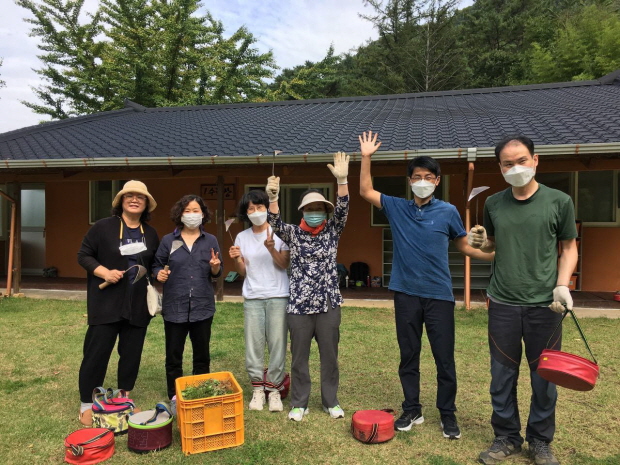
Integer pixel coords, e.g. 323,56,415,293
478,436,522,464
394,409,424,431
440,413,461,439
529,439,559,465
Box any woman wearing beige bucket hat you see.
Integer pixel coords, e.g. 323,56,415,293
77,180,159,425
266,151,349,422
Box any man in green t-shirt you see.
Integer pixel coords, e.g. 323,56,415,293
468,136,578,465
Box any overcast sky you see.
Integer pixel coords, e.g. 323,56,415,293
0,0,471,134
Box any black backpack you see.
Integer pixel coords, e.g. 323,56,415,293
350,262,369,285
336,263,349,288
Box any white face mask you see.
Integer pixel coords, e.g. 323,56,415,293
411,180,436,199
502,165,535,187
248,210,267,226
119,241,147,256
181,213,203,229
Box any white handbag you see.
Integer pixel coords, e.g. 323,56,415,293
146,277,162,316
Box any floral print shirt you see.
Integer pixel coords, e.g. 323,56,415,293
268,195,349,315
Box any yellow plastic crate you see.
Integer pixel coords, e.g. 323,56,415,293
175,371,244,455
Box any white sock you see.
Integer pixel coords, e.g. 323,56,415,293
80,402,93,413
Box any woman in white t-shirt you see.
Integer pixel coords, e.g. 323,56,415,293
229,190,290,412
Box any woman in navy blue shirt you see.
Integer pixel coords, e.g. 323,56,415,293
153,195,222,408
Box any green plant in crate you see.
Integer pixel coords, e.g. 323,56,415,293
181,378,234,400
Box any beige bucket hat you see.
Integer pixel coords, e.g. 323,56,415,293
112,180,157,212
297,191,334,213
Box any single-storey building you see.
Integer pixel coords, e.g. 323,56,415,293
0,70,619,293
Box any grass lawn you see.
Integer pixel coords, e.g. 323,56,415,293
0,298,618,464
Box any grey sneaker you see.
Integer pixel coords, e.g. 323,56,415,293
394,409,424,431
529,439,559,465
478,436,522,464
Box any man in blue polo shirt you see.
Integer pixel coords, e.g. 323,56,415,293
359,131,494,440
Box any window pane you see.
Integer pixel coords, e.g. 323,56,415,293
372,177,407,225
90,181,113,223
578,171,614,222
537,172,571,195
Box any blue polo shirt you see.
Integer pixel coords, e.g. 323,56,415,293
381,194,466,302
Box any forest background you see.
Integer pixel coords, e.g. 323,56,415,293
2,0,620,122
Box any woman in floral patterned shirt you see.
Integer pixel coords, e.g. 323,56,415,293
266,152,350,422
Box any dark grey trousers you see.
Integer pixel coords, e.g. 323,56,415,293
488,301,563,446
287,304,341,409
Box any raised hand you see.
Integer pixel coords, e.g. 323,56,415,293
266,176,280,203
264,228,275,253
327,151,350,184
359,131,382,158
210,248,221,268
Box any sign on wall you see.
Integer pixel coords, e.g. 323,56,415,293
201,184,236,200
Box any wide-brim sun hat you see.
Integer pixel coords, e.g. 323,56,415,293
112,180,157,212
297,192,334,213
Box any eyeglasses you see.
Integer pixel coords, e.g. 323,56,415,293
247,205,267,213
411,175,437,182
123,194,147,201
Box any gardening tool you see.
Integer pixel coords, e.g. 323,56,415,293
467,186,490,227
99,264,147,289
272,150,282,177
163,240,184,272
225,218,241,262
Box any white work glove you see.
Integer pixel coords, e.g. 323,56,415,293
549,285,573,313
266,175,280,203
327,151,350,184
468,225,488,249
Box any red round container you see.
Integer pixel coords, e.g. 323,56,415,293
351,410,395,444
537,348,599,391
64,428,114,465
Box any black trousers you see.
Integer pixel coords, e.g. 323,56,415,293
78,320,148,403
394,292,457,414
164,317,213,399
487,301,562,446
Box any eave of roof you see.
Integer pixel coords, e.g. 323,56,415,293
1,142,618,170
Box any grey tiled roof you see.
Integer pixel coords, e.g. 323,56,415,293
1,71,620,161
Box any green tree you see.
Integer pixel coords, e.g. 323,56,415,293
526,3,620,82
349,0,466,94
18,0,277,119
0,58,6,95
458,0,538,88
267,45,344,100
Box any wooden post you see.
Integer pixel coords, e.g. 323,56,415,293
0,189,17,296
216,176,225,302
13,183,22,295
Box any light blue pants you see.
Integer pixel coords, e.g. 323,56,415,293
244,297,288,391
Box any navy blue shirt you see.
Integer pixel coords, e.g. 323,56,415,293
381,195,466,302
153,228,222,323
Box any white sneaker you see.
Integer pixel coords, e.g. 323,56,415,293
288,407,309,421
249,389,265,410
323,405,345,419
268,390,283,412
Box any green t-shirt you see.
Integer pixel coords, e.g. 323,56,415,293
484,184,577,306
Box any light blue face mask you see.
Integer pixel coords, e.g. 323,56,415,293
303,211,327,227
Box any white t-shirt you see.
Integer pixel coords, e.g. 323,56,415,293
234,227,290,300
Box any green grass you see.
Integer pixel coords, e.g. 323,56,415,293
0,298,618,464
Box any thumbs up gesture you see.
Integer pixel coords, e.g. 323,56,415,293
264,228,276,253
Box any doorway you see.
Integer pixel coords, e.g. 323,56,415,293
21,185,46,275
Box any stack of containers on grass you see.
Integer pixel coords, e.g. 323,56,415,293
175,371,244,455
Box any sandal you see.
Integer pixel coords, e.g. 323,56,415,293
79,409,93,426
